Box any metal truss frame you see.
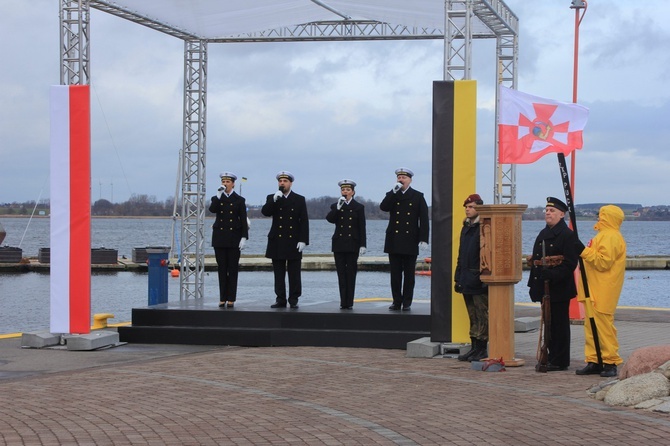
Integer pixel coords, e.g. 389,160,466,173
66,0,518,300
495,33,518,204
179,40,209,300
60,0,90,85
443,0,474,81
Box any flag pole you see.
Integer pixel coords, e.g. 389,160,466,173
557,153,602,366
564,0,603,366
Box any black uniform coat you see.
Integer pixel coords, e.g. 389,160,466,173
261,191,309,260
527,218,578,302
380,187,429,255
326,199,366,252
454,217,487,295
209,191,249,248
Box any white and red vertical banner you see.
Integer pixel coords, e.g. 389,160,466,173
50,85,91,334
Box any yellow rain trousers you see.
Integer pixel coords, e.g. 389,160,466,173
577,205,627,365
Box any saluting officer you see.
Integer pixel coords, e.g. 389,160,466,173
326,179,367,309
261,171,309,309
380,168,429,311
209,171,249,308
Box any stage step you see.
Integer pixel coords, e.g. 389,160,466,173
118,303,431,350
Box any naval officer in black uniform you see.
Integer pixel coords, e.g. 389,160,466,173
380,168,429,311
209,171,249,308
326,179,367,309
261,171,309,309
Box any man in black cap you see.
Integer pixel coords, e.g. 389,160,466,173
262,171,309,309
527,196,579,371
326,179,367,309
454,193,489,362
209,172,249,308
380,167,429,311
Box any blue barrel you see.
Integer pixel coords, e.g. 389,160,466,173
147,247,170,305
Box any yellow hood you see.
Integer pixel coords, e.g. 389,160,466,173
594,205,624,232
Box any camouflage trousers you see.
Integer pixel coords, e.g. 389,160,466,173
463,293,489,341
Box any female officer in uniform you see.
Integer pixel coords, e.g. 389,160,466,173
209,172,249,308
326,179,367,309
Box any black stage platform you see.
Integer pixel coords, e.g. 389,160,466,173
118,299,431,350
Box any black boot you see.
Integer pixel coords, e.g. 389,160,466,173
469,339,488,362
458,338,477,362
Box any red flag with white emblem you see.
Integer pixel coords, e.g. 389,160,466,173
498,86,589,164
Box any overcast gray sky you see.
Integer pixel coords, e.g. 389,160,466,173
2,1,669,208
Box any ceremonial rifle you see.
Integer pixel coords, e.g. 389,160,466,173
535,241,551,373
557,153,603,366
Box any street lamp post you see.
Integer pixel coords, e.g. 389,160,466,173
239,177,247,197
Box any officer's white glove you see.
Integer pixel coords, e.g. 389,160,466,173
216,187,224,199
273,190,283,202
393,182,403,193
239,237,247,250
359,246,367,256
337,196,346,210
297,242,306,252
419,241,428,251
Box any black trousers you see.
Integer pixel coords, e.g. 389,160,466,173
214,247,241,302
334,252,359,308
548,299,571,368
388,253,417,307
272,259,302,305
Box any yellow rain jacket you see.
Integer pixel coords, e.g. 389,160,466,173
578,205,627,313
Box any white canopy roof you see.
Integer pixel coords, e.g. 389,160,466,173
90,0,517,41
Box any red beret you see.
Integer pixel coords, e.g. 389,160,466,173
463,193,483,206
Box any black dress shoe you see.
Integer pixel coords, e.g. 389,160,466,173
575,362,603,375
402,306,411,311
546,364,568,372
289,303,299,309
271,302,287,308
600,364,617,378
388,304,401,311
340,306,352,310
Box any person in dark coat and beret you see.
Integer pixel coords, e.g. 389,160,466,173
454,193,489,362
209,171,249,308
261,171,309,309
380,168,429,311
527,196,579,371
326,179,367,309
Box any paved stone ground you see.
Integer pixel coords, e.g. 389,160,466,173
1,307,669,445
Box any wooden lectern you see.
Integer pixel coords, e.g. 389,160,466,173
478,204,527,366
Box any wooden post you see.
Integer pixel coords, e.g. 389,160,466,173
478,204,527,366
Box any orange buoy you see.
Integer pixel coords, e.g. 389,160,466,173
170,269,180,277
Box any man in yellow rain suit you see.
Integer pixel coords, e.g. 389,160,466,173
575,205,627,378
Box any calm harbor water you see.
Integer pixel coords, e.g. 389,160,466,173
1,217,669,333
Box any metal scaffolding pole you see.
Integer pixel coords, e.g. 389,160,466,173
60,0,90,86
179,40,208,300
443,0,473,81
494,33,518,204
